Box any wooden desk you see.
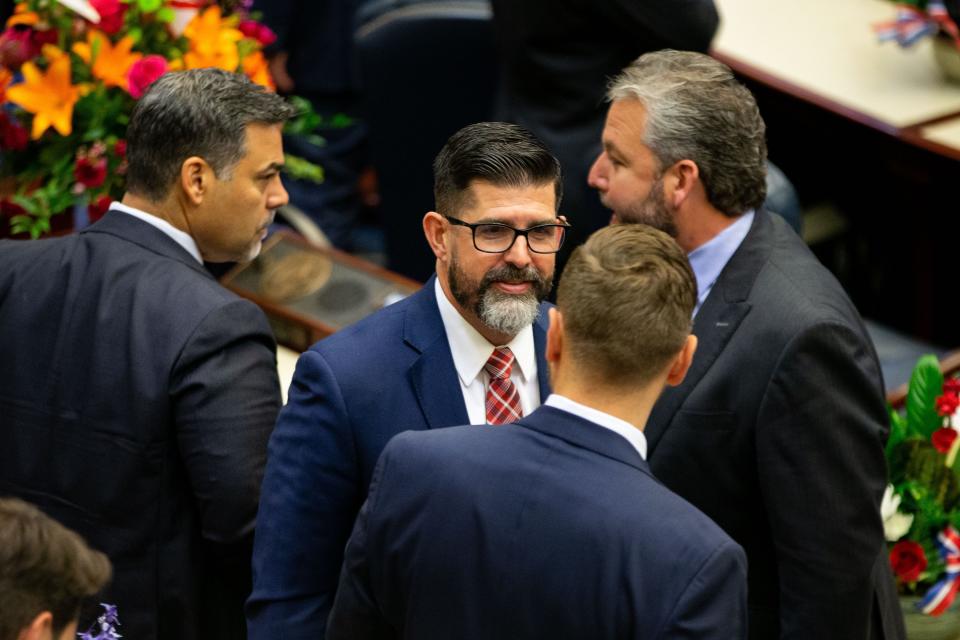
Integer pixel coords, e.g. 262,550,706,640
713,0,960,135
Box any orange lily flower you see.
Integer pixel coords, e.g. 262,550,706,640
72,30,143,90
242,50,274,91
6,4,39,28
183,5,242,71
6,46,84,138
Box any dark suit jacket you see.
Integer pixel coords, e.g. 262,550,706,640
490,0,718,259
327,406,748,639
646,210,905,640
248,278,551,639
0,211,281,640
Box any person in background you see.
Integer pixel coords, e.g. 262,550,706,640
0,497,111,640
588,49,905,639
489,0,719,270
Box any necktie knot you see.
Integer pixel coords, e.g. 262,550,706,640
484,347,514,381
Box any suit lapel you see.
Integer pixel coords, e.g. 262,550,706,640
404,280,554,428
646,211,775,453
404,278,471,428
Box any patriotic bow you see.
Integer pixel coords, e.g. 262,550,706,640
875,1,960,48
918,526,960,616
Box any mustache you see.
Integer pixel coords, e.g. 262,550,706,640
480,264,545,288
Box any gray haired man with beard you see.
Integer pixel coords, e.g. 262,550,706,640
587,50,904,639
248,122,565,639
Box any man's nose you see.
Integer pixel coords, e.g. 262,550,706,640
271,177,290,209
587,153,607,190
503,233,533,268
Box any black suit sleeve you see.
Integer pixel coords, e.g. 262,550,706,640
756,322,889,639
171,298,281,544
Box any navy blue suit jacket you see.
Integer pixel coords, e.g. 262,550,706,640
327,406,747,639
248,278,551,638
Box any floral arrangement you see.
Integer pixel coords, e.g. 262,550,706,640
884,354,960,615
875,0,960,48
78,603,120,640
0,0,320,238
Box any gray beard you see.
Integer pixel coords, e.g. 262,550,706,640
449,260,551,338
477,287,541,337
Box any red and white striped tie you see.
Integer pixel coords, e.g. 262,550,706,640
484,347,523,425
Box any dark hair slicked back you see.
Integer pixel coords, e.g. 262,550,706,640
433,122,562,215
125,68,298,202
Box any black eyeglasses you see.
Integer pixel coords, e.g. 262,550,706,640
444,216,571,254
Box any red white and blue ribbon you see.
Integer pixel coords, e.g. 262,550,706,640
875,2,960,48
918,526,960,616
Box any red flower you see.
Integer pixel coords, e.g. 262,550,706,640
890,540,928,583
0,27,35,70
937,393,960,417
89,0,128,35
933,427,958,454
74,156,108,189
88,195,113,223
126,55,168,99
239,20,277,47
113,139,126,158
945,379,960,396
0,111,29,151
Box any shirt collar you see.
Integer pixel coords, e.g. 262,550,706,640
110,202,203,264
687,210,754,316
434,278,536,386
544,394,647,459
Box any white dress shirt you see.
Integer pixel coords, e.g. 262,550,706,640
544,394,648,459
434,278,540,424
110,202,203,264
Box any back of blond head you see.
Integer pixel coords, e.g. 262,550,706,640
557,224,697,386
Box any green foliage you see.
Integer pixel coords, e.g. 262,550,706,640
887,355,960,591
284,154,324,184
907,355,945,439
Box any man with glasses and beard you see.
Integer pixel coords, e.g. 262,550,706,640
248,122,566,639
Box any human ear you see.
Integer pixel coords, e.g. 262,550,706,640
17,610,53,640
422,212,449,261
546,308,564,363
179,156,212,206
666,159,700,208
666,334,697,386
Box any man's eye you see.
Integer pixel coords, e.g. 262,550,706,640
476,225,510,240
528,226,555,242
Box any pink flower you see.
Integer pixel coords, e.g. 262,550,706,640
74,156,108,189
127,55,168,99
89,0,128,35
239,20,277,47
